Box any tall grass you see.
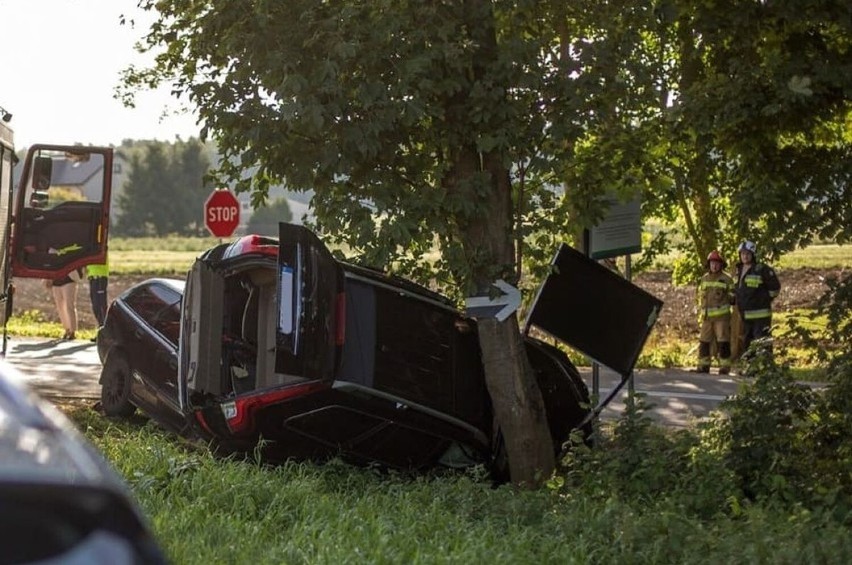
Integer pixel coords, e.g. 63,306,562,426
68,407,851,565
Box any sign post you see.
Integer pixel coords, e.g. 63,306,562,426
204,189,240,238
585,195,643,411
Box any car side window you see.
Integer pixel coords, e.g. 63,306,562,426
124,284,182,346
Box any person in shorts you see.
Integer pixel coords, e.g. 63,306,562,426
48,268,83,340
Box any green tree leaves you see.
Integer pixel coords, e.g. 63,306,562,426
246,198,292,237
114,139,211,236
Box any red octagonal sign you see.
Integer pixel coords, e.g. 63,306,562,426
204,189,241,238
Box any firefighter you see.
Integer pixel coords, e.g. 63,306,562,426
695,250,734,374
734,240,781,353
86,259,109,327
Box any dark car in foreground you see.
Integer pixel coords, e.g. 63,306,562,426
0,361,167,564
97,223,662,477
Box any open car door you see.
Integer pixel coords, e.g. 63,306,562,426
276,223,344,382
10,145,113,280
524,243,663,377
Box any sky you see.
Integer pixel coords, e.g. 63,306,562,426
2,0,200,149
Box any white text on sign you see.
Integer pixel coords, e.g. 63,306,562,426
208,207,239,222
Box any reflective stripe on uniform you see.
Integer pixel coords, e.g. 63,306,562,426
705,305,731,317
700,280,730,290
744,308,772,320
744,274,762,288
86,263,109,277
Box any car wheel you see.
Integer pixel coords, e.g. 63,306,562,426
100,353,136,418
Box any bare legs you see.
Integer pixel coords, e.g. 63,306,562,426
52,281,78,338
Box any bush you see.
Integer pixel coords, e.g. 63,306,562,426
558,332,852,522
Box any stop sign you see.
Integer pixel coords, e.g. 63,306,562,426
204,189,241,238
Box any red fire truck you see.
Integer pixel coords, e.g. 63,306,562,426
0,120,113,353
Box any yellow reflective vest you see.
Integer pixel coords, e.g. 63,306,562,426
86,262,109,278
697,271,734,320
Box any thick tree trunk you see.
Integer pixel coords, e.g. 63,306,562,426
477,316,555,487
448,146,554,487
439,0,555,487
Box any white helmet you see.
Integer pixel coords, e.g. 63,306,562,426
738,240,757,255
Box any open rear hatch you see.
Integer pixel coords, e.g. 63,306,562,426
179,225,344,414
275,223,345,379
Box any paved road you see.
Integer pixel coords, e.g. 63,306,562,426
585,365,736,427
1,336,740,427
2,336,103,399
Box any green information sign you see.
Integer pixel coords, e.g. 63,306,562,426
589,197,642,260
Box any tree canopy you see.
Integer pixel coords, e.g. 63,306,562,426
246,197,293,236
115,139,212,236
123,0,851,485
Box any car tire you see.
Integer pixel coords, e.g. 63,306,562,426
100,353,136,418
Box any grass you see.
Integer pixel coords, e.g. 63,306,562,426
5,309,96,341
64,405,852,565
776,243,851,269
109,250,200,276
108,236,222,275
103,238,850,275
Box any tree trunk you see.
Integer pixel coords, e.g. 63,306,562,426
454,147,554,487
477,315,555,487
440,0,555,487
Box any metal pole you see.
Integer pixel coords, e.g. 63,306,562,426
582,229,600,403
625,254,634,406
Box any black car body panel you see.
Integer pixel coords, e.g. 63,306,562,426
97,278,186,434
0,361,167,564
525,243,664,377
98,224,662,474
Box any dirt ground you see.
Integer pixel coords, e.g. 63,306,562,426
7,268,846,339
632,267,846,340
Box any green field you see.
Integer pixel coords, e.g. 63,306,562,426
776,243,851,269
107,237,850,275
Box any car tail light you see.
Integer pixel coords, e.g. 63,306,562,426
335,291,345,346
223,381,330,434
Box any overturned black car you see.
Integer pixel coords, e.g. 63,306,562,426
98,224,661,477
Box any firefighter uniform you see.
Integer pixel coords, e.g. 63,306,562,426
734,241,781,353
696,251,734,373
86,261,109,327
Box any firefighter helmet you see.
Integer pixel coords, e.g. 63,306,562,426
706,250,727,268
738,240,757,257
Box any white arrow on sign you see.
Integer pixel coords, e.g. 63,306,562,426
465,280,522,322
